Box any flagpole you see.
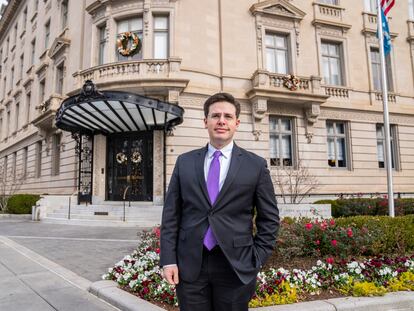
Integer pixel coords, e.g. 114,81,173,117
377,0,395,217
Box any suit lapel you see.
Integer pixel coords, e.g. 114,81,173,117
213,144,243,208
195,145,211,205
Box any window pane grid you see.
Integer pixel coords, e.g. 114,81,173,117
117,18,143,61
269,117,293,167
321,42,343,86
265,33,288,74
327,121,347,168
376,124,396,169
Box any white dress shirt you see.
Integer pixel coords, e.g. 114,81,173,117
204,141,233,190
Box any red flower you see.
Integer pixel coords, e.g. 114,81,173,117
153,227,161,238
326,257,334,264
347,228,353,238
315,240,320,245
331,239,337,247
329,219,335,226
305,223,313,230
155,248,160,254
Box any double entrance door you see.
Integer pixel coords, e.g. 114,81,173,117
106,132,153,201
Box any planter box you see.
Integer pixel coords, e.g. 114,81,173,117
278,203,331,219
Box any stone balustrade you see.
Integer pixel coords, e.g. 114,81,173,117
324,86,350,98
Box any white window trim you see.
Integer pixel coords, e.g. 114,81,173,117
326,120,352,170
366,43,396,94
316,30,350,87
269,116,297,168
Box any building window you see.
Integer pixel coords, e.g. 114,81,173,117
98,24,106,65
6,37,9,54
117,18,143,61
10,67,14,89
3,156,7,181
364,0,377,13
2,76,6,99
265,33,289,74
370,47,393,91
327,121,348,168
321,41,344,86
26,92,31,124
31,39,36,65
35,0,39,11
19,54,24,80
410,0,414,20
12,152,17,180
319,0,339,4
15,102,19,132
14,23,18,45
6,109,10,137
269,116,294,167
376,124,399,169
23,7,28,30
22,147,28,178
51,134,61,175
35,141,42,178
153,16,169,59
45,20,50,49
56,62,64,94
61,0,68,30
39,79,46,103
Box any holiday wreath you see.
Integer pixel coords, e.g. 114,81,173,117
117,32,141,57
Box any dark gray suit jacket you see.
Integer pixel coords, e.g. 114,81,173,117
160,143,279,284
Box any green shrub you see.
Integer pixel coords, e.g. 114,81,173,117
6,194,40,214
335,215,414,255
313,198,414,218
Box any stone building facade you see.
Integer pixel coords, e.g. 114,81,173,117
0,0,413,213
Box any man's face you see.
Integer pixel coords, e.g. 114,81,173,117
204,101,240,148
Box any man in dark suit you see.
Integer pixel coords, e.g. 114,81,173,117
160,93,279,311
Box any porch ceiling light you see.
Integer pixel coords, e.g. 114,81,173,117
55,80,184,135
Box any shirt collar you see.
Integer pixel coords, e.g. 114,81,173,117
207,141,234,159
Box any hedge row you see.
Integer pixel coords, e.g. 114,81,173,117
314,198,414,218
6,194,40,214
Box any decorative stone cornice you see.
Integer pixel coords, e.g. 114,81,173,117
48,37,71,60
250,0,306,21
0,0,23,42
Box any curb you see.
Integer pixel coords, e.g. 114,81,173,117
90,280,165,311
0,214,32,220
89,280,414,311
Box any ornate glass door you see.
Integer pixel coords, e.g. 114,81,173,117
106,132,153,201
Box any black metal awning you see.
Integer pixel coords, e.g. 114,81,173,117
55,80,184,135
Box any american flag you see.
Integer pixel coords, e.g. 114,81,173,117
380,0,395,16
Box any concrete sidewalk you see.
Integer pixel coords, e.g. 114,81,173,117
0,236,118,311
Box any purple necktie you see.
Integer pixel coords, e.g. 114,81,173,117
203,150,222,250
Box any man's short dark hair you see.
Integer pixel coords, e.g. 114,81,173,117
203,92,241,118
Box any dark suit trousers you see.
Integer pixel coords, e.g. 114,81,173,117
176,247,256,311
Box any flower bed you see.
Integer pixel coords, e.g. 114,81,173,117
103,219,414,308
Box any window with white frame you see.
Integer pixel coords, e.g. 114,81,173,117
23,7,27,30
56,62,64,94
269,116,294,167
327,121,348,168
370,47,393,91
15,102,19,132
319,0,339,5
26,92,31,124
265,33,289,74
44,20,50,49
410,0,414,20
35,141,42,178
153,16,169,59
12,152,16,180
117,18,143,61
98,24,106,65
3,156,7,181
19,54,24,81
39,79,45,103
321,41,344,86
22,147,28,178
31,39,36,65
51,133,61,175
376,124,399,169
61,0,68,30
364,0,377,13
